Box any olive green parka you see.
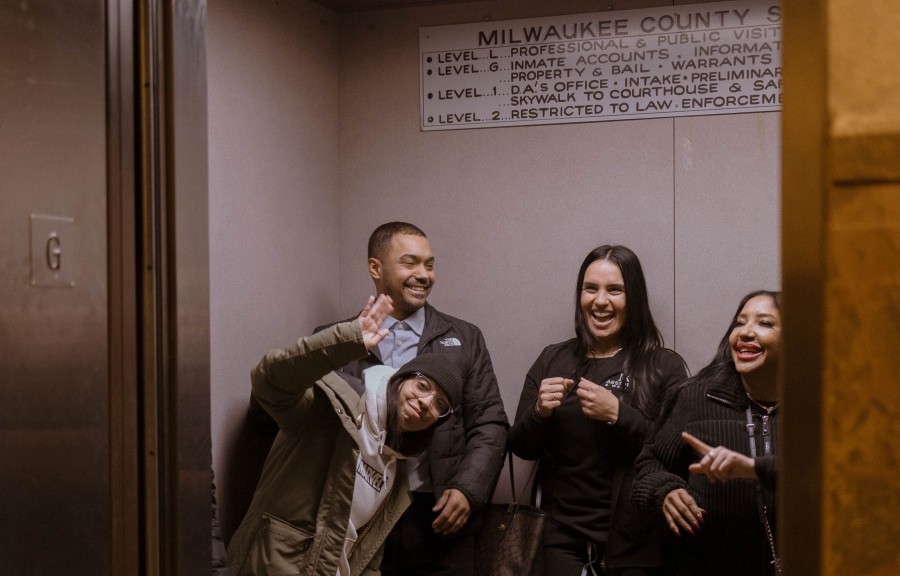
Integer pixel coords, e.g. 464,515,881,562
227,320,411,576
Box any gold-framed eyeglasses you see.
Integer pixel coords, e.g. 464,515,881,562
411,372,453,418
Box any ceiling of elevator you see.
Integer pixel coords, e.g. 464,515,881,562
310,0,485,13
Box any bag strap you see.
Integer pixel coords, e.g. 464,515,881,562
506,451,539,505
746,408,782,575
508,451,517,498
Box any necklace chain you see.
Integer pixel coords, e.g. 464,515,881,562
746,392,779,414
589,347,622,358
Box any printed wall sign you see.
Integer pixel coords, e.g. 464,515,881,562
420,0,781,130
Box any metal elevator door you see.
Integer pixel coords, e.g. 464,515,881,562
0,1,211,574
0,0,111,572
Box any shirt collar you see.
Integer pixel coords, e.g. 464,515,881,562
379,315,399,332
397,306,425,336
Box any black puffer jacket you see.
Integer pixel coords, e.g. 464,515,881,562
251,304,508,515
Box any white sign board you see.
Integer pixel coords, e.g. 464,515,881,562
420,0,781,130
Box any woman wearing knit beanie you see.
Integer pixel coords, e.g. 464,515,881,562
227,294,462,576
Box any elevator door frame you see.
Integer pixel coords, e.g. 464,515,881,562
108,0,211,574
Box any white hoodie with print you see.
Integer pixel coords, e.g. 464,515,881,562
336,365,404,576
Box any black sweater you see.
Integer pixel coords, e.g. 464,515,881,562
632,371,778,575
508,340,687,569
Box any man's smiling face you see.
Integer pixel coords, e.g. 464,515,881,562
373,234,435,319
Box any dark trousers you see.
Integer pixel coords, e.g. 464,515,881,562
541,520,667,576
543,541,603,575
380,491,475,576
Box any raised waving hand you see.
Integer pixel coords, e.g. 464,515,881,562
358,294,393,350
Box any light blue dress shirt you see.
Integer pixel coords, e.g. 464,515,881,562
376,306,425,369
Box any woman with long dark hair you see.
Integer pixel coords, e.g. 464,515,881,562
227,295,463,576
632,290,782,575
508,245,688,575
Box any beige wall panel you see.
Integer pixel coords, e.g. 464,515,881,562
674,113,781,373
829,0,900,136
207,0,340,537
822,182,900,575
337,2,679,413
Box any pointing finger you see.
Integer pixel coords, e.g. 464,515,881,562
682,431,713,456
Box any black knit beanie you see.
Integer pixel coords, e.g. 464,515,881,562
393,354,463,409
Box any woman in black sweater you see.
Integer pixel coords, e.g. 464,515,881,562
632,290,782,576
508,245,688,576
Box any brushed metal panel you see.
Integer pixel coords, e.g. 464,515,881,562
170,1,213,573
136,0,212,572
0,0,110,574
108,0,141,572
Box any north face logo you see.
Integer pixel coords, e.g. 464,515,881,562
440,337,461,347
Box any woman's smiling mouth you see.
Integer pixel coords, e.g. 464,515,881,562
734,342,763,362
404,400,422,420
591,310,614,327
